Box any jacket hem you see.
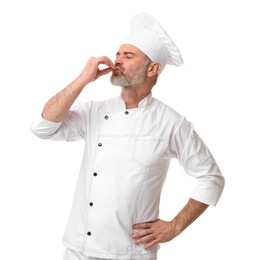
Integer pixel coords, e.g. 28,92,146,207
62,239,158,259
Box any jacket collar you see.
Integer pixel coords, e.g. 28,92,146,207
119,92,153,109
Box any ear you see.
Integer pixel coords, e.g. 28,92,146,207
147,62,160,77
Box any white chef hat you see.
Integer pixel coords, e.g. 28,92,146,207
124,13,183,74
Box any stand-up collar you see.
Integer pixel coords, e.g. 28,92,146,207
119,92,153,109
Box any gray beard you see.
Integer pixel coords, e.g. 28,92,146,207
110,65,147,88
110,73,139,88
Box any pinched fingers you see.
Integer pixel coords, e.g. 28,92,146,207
95,56,117,78
79,56,117,83
97,56,117,69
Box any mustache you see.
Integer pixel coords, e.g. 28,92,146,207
114,64,122,71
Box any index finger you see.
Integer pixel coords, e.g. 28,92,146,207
97,56,117,70
132,222,152,229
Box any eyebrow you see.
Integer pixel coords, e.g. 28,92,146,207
116,51,136,57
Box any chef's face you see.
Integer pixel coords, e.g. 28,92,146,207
110,44,150,88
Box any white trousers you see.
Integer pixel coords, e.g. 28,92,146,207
63,248,157,260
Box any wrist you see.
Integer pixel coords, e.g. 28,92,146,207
76,74,90,85
171,217,184,235
70,76,89,92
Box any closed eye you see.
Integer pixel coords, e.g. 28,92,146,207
115,51,136,59
126,54,134,59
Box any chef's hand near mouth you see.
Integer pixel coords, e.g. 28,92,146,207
78,56,117,83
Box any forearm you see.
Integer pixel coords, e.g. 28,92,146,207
171,198,209,235
42,76,88,122
132,197,209,249
41,56,116,123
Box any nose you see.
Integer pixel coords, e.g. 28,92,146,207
114,57,123,67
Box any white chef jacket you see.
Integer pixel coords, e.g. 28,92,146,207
31,93,224,260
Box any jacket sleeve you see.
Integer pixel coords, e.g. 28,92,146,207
170,116,225,206
31,101,89,142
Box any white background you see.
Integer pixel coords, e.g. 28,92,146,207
0,0,252,259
